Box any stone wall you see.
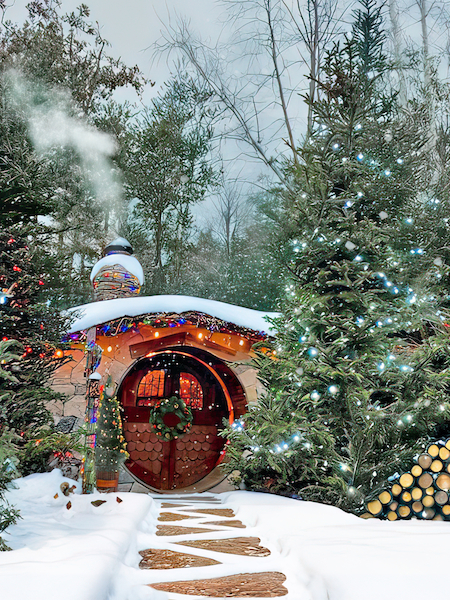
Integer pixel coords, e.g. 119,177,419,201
51,347,261,422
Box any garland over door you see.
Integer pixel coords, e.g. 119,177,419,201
119,350,233,490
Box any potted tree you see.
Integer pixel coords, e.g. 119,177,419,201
94,376,128,492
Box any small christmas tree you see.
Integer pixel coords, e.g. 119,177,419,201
94,377,127,490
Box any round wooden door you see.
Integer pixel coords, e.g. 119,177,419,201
119,350,230,490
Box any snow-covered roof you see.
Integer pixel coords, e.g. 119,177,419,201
68,295,277,334
90,254,145,285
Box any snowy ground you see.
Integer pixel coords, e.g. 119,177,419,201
1,472,450,599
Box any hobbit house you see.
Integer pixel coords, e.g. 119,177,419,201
52,238,276,493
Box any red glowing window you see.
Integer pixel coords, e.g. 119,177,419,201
137,370,165,405
180,372,203,409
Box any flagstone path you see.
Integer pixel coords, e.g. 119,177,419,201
140,493,289,598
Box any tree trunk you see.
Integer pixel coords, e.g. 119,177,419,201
265,0,299,165
388,0,407,104
419,0,430,88
307,0,320,138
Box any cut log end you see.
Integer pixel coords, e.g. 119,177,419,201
436,474,450,491
367,499,383,516
392,483,402,496
418,453,432,469
411,465,423,477
398,505,411,518
430,460,443,473
411,487,423,501
428,444,439,458
401,491,412,503
399,473,414,489
378,490,392,505
418,473,433,489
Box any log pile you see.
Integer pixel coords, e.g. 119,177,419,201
364,439,450,521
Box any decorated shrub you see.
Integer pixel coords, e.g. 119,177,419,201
94,377,128,474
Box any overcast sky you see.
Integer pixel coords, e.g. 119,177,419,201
4,1,441,199
3,0,275,219
4,0,224,105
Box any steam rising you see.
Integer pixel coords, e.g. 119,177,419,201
6,70,122,207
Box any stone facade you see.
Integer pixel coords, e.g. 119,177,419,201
51,328,262,421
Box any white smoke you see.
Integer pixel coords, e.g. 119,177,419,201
6,69,122,208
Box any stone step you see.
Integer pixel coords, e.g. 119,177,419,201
180,508,235,517
175,537,271,557
156,525,220,536
203,519,246,529
152,495,220,500
150,571,288,597
158,512,195,522
139,548,221,570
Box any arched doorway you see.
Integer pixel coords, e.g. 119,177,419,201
118,348,246,491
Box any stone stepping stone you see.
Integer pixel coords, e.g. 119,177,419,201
161,503,187,508
181,508,235,517
156,525,219,536
204,520,246,528
176,536,271,557
139,548,221,569
158,512,195,522
164,496,221,503
150,571,288,597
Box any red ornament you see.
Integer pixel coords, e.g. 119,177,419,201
7,238,15,245
2,337,8,341
38,280,44,286
13,266,22,272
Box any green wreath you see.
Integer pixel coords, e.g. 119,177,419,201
149,396,193,441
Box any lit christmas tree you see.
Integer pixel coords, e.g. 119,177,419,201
223,0,450,512
94,377,128,490
0,230,69,433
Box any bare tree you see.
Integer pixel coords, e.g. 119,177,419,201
282,0,342,136
394,0,450,89
416,0,431,87
157,0,343,188
209,180,252,257
388,0,407,104
393,0,450,148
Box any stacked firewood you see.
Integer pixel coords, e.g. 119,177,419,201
364,440,450,521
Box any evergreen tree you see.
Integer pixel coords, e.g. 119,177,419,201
222,0,450,512
122,74,216,295
0,1,144,115
0,0,147,309
0,345,21,551
183,210,283,311
94,378,127,473
0,230,69,433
